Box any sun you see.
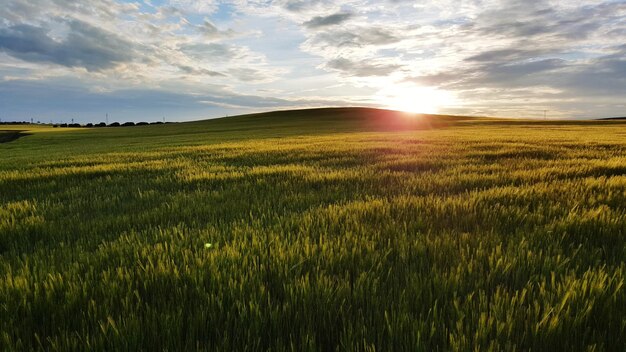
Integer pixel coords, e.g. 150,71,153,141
378,84,456,114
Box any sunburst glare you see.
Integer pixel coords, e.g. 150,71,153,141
378,84,458,114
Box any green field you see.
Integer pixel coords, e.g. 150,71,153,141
2,108,626,351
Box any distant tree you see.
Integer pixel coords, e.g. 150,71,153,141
122,122,135,127
136,122,149,126
86,123,94,128
95,122,106,127
109,122,120,127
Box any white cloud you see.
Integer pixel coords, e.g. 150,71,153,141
166,0,218,14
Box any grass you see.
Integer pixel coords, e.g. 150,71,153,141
1,108,626,351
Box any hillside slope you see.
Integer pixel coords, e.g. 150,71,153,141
0,107,477,163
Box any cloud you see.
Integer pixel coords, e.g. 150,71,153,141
303,26,401,56
178,42,280,82
278,0,332,13
167,0,218,15
0,20,136,71
178,65,225,77
325,57,401,77
179,43,241,61
474,0,626,41
471,59,568,86
558,46,626,96
404,72,461,86
465,49,551,63
197,20,237,39
227,67,275,82
304,12,352,29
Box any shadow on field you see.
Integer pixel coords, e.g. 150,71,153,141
0,130,30,143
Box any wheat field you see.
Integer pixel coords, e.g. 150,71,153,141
2,109,626,351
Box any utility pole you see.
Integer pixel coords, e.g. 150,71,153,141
106,113,109,125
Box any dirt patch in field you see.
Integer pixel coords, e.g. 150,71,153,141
0,130,30,143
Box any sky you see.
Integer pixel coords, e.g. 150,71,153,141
0,0,625,123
